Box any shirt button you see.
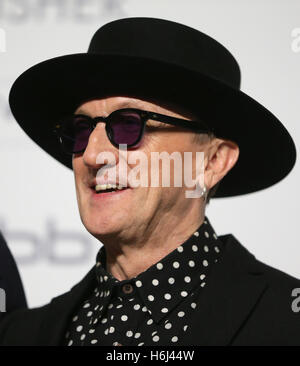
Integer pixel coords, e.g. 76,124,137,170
122,283,133,294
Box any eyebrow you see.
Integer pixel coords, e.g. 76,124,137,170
75,100,143,116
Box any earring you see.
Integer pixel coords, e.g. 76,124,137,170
185,181,207,199
199,184,207,199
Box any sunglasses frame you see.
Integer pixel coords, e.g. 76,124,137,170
53,108,213,154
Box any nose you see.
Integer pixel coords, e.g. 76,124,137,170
82,123,119,169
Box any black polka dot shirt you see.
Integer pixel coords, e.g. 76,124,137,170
65,217,223,346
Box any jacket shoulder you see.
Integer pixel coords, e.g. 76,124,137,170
256,257,300,287
221,233,300,286
222,234,300,345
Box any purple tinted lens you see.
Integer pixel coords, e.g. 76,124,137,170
74,125,91,152
62,115,92,153
110,111,143,146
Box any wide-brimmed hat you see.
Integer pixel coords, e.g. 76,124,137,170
9,17,296,198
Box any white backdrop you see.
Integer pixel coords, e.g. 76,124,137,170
0,0,299,308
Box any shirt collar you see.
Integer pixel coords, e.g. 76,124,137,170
94,216,223,324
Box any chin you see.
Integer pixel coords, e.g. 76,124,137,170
81,210,127,238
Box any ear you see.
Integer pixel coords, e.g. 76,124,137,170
204,138,239,190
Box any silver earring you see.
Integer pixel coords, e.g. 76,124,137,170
200,184,207,199
185,181,207,199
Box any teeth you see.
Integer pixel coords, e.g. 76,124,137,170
95,184,113,192
95,184,125,192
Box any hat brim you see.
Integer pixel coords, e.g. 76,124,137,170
9,53,296,198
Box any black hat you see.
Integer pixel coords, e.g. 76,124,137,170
8,17,296,198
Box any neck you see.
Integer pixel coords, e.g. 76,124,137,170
102,208,205,281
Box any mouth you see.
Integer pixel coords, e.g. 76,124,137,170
94,184,129,194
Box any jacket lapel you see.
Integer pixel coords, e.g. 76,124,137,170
37,267,97,346
180,234,268,346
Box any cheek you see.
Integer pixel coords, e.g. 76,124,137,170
72,155,81,177
73,171,81,193
72,158,85,201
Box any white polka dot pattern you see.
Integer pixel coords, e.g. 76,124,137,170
65,217,222,346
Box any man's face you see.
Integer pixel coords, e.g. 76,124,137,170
72,96,211,241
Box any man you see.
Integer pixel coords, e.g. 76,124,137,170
0,17,299,346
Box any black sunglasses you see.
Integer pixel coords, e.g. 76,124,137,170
53,108,212,154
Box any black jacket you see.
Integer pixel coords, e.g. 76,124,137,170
0,234,299,346
0,232,27,321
